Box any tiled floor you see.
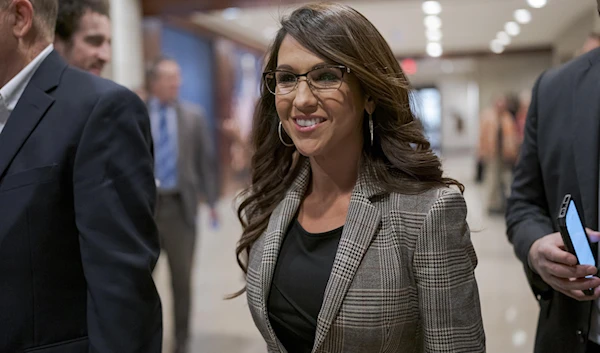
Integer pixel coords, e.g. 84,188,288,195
154,154,539,353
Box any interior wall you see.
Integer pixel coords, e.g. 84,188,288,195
409,52,552,153
477,52,551,113
553,10,595,65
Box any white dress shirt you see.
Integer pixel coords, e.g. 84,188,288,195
0,44,54,134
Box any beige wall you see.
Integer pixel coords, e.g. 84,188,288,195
553,10,595,65
409,52,552,153
477,52,551,112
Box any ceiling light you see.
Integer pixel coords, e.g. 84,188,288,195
424,15,442,30
221,7,241,20
490,39,505,54
497,31,511,46
426,28,443,41
527,0,547,9
427,42,443,57
422,1,442,15
505,21,521,36
514,9,532,24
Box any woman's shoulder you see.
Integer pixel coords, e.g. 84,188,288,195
386,186,466,216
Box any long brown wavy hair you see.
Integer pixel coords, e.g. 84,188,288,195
230,2,464,298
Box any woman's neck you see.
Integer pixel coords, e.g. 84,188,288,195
306,141,362,201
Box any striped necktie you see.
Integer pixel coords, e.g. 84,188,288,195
155,104,178,190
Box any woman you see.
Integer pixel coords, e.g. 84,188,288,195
232,3,485,352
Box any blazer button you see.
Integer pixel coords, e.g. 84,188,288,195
576,330,585,343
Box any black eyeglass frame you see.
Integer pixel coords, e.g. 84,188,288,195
262,64,351,95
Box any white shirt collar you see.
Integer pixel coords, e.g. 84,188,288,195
0,44,54,111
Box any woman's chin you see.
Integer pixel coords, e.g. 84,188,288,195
294,141,324,158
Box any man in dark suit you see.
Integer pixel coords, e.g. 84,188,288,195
0,1,162,352
506,2,600,352
146,57,219,353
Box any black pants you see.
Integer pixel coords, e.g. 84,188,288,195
156,194,196,351
588,342,600,353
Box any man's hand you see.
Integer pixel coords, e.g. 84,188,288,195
528,231,600,301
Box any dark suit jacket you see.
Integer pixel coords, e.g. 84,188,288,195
506,47,600,353
148,100,218,228
247,159,486,352
0,51,162,352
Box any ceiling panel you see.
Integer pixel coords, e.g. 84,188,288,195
189,0,596,56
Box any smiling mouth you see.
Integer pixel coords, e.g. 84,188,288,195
294,118,325,128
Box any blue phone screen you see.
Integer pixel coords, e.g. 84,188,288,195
566,200,595,266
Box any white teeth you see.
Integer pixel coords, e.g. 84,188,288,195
296,118,324,127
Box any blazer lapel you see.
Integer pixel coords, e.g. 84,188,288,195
572,55,600,229
0,51,64,179
312,168,383,352
259,159,311,348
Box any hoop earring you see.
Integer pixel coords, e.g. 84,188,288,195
369,113,374,147
278,122,294,147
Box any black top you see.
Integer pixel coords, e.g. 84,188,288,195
268,219,343,353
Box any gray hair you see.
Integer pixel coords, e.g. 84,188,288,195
1,0,59,39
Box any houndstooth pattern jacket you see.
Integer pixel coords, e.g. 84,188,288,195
246,161,486,353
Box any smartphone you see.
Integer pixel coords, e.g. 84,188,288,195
557,194,596,295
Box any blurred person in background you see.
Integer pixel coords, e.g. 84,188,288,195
54,0,110,75
0,0,162,352
146,57,219,353
582,32,600,55
506,1,600,351
231,3,485,353
515,90,532,147
222,117,251,182
478,94,519,214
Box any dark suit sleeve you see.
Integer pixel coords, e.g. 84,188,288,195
193,110,219,207
72,86,162,353
506,72,554,297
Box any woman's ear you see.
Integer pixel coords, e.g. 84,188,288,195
365,95,376,115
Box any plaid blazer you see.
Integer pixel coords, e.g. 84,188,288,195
246,161,486,353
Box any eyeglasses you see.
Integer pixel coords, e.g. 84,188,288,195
263,65,351,95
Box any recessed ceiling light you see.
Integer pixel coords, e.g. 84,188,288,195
424,15,442,30
422,1,442,15
514,9,532,24
427,42,443,57
490,39,505,54
222,7,241,20
505,21,521,36
527,0,547,9
497,31,511,46
426,28,443,41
